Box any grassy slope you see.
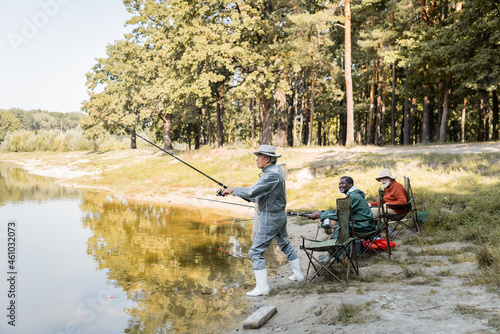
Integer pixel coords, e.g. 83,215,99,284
1,146,500,286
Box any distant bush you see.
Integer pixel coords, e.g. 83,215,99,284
0,128,161,152
1,128,93,152
97,134,127,151
59,128,94,151
1,130,32,152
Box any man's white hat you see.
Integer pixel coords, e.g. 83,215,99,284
375,168,396,181
253,145,282,158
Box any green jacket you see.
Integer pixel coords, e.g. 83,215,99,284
320,186,375,233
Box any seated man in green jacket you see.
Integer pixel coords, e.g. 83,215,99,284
308,176,375,238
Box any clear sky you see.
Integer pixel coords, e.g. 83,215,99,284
0,0,134,113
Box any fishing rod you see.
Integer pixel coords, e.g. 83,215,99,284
84,103,227,196
287,211,313,217
197,197,254,209
199,198,312,217
214,218,254,225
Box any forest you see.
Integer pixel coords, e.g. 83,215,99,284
0,108,83,141
78,0,498,150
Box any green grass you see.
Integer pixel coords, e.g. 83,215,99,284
1,146,500,289
335,303,364,324
454,304,489,319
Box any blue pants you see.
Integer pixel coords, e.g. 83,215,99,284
249,214,299,270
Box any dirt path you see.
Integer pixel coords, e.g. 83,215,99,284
230,221,500,333
347,142,500,154
229,142,500,333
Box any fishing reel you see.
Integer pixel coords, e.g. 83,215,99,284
216,188,227,197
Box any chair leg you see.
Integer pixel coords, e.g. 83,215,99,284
413,210,422,236
389,212,422,238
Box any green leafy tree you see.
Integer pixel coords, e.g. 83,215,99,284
85,39,149,149
0,110,21,141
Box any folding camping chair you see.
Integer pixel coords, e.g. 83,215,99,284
384,176,422,238
352,188,393,260
300,197,359,283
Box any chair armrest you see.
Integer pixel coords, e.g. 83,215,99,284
385,203,411,209
300,235,318,242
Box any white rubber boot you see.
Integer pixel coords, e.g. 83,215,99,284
246,269,270,296
288,258,304,282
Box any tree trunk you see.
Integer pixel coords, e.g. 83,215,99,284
375,56,382,146
391,62,396,145
130,129,137,149
492,90,499,141
344,0,354,146
301,69,308,146
403,97,410,145
381,61,388,146
461,98,467,143
299,112,304,146
287,103,294,147
323,121,327,145
436,103,443,141
216,97,224,147
485,113,490,141
422,96,431,143
368,10,375,146
368,56,376,145
293,72,299,146
194,122,200,149
317,119,322,146
403,65,411,145
339,110,347,146
410,97,416,144
439,72,453,142
248,100,253,140
200,108,206,146
186,124,191,150
275,87,287,147
163,112,173,150
308,61,316,146
207,117,211,147
478,90,489,142
286,87,294,147
302,109,309,145
261,94,274,145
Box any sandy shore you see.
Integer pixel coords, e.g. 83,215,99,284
3,143,500,333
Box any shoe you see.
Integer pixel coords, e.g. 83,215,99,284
288,258,304,282
246,269,269,296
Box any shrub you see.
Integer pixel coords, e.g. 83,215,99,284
60,128,93,151
98,134,127,151
1,128,95,152
1,130,31,152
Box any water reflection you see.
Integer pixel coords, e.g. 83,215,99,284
81,192,259,333
0,162,286,333
0,162,81,205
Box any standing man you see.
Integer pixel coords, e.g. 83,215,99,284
222,145,303,296
368,169,408,217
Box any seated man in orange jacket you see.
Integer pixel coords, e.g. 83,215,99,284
368,169,408,218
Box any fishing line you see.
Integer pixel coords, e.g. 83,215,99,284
197,197,254,209
199,198,312,217
84,104,228,193
214,218,254,225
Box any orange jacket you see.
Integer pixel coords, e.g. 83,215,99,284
370,180,409,214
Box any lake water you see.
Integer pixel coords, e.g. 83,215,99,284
0,162,286,334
